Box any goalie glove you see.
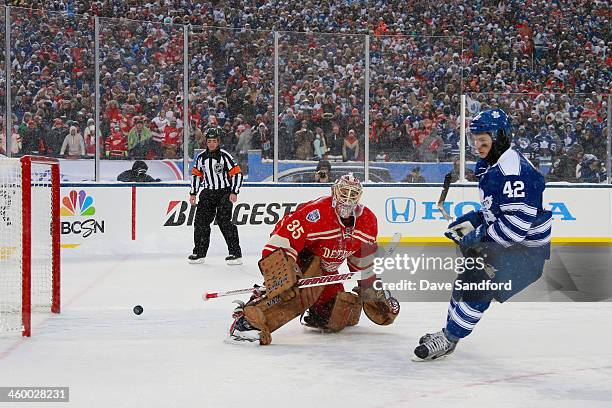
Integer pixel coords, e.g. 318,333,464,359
352,286,400,326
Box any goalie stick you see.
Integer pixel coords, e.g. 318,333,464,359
203,272,362,300
202,232,402,301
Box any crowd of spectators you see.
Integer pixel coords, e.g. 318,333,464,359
0,0,609,182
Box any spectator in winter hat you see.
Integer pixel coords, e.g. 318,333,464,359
44,118,66,157
60,126,85,158
128,117,152,158
313,127,328,160
342,129,360,162
295,121,314,160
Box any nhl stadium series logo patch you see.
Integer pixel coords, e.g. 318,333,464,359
306,209,320,222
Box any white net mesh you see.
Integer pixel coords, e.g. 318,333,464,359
0,158,57,335
0,158,24,333
31,162,54,310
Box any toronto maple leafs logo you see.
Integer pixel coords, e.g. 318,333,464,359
479,188,496,223
492,110,500,119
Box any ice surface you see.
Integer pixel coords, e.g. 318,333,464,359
1,254,611,408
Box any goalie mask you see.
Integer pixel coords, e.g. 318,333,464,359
332,173,362,218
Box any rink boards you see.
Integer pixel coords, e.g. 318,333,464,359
55,182,612,256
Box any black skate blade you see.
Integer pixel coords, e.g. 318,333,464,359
411,348,455,362
411,354,451,362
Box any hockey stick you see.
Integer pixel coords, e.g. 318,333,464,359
381,232,402,257
203,272,363,301
437,172,454,222
438,173,496,278
202,233,402,301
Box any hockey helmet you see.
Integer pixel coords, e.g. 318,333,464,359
332,173,362,218
470,108,511,164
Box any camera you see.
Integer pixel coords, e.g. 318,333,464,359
314,160,331,183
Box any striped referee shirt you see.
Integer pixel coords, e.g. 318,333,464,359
190,148,243,195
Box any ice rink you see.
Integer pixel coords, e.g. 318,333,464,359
1,253,611,408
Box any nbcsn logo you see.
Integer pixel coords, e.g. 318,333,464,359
61,190,96,216
60,190,104,238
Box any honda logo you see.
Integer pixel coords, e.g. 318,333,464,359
385,197,416,223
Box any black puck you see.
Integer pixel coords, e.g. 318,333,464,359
133,305,143,315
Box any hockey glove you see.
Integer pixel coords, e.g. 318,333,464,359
447,210,484,238
459,224,486,251
444,229,462,245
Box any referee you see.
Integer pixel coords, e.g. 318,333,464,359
189,127,243,265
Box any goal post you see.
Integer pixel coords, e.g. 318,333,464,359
0,156,61,337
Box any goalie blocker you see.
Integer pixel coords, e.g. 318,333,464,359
234,249,399,345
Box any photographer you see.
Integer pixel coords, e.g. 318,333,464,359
314,160,332,183
117,161,160,183
578,154,607,183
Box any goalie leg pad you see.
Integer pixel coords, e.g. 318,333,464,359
243,256,323,345
325,291,362,332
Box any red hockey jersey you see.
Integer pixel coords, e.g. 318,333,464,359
262,196,378,281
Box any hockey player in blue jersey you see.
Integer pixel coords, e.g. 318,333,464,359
414,108,552,361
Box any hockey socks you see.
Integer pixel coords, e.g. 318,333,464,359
444,298,490,339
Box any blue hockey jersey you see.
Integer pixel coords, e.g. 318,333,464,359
478,148,552,249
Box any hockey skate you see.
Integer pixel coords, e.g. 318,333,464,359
413,330,458,361
300,302,333,332
227,301,260,344
418,329,445,344
188,253,206,264
225,255,243,265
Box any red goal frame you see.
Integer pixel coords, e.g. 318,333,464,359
20,156,61,337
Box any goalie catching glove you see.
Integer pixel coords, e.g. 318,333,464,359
352,286,400,326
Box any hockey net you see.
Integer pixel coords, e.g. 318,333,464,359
0,156,60,337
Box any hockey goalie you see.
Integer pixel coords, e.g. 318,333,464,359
228,173,400,345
